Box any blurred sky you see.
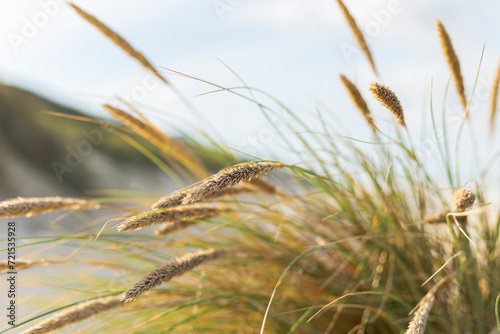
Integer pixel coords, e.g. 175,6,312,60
0,0,499,181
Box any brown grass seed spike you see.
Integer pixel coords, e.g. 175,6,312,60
121,248,223,302
22,295,123,334
369,82,406,127
404,292,435,334
437,19,467,110
336,0,377,74
340,74,376,134
68,3,169,86
151,183,262,210
451,187,475,212
181,162,285,205
155,220,199,236
0,197,100,218
405,278,447,334
117,203,229,232
104,104,208,177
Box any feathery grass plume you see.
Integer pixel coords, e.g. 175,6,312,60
451,187,476,212
339,74,376,134
117,203,231,232
22,295,123,334
437,19,467,110
155,220,198,236
122,248,223,302
104,104,207,177
369,82,406,127
0,260,49,272
423,212,448,224
336,0,377,74
182,161,285,205
68,3,169,86
0,197,100,218
490,60,500,135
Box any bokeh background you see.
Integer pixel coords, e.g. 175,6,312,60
0,1,498,219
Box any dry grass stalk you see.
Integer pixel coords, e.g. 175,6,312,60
122,248,223,302
117,203,230,232
68,3,169,86
423,212,447,224
369,83,406,127
451,188,475,212
336,0,377,74
22,295,123,334
437,19,467,110
104,105,207,177
0,260,49,272
181,162,285,205
490,60,500,135
339,74,376,133
155,220,199,236
0,197,100,218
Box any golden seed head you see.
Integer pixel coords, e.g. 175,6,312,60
181,162,284,205
22,295,123,334
436,19,467,110
117,203,228,232
68,3,169,86
339,74,376,133
369,82,406,127
490,60,500,136
336,0,377,74
451,188,476,212
405,294,435,334
121,248,223,302
0,197,100,219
